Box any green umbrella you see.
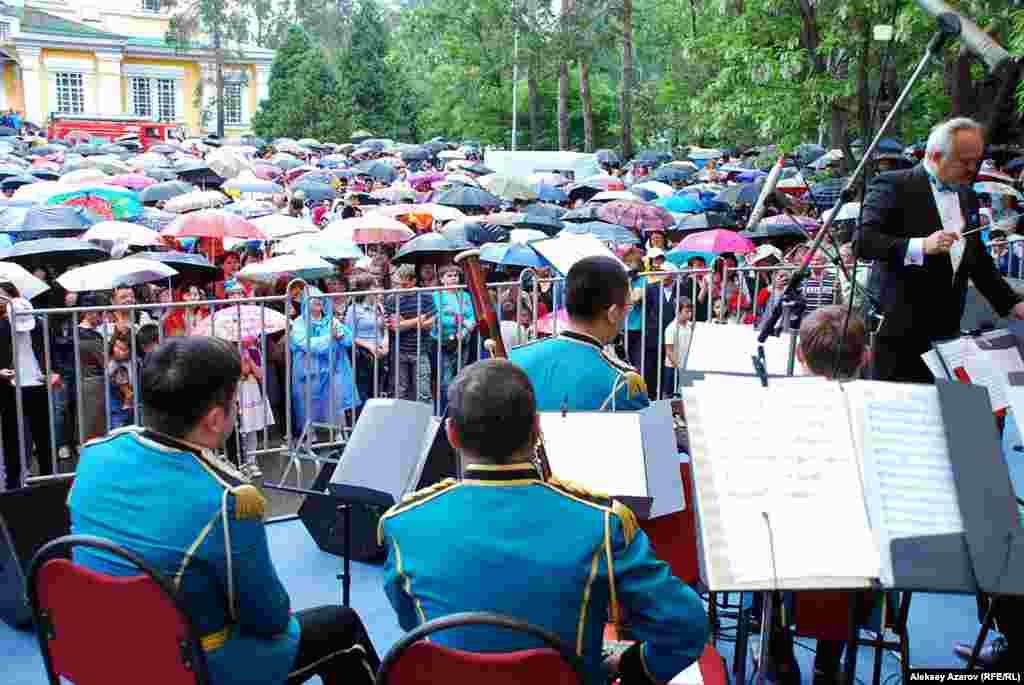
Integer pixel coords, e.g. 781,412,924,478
478,173,537,201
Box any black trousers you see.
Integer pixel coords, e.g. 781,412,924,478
287,605,380,685
0,384,54,490
871,336,934,384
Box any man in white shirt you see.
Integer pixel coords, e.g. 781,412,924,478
662,297,693,397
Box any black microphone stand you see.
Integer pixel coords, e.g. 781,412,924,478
757,13,963,355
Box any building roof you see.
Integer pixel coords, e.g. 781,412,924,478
18,7,126,40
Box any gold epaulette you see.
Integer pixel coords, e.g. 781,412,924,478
611,500,639,545
377,478,459,545
231,484,266,520
600,348,639,375
547,476,612,507
621,371,647,399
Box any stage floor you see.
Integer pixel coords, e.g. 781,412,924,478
0,517,989,685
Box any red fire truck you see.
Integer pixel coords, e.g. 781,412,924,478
47,114,185,150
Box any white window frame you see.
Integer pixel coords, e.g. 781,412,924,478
222,83,244,126
156,78,177,121
141,0,162,13
123,65,186,123
54,72,85,114
0,22,10,41
129,76,152,118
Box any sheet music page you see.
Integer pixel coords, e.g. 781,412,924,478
844,382,964,588
643,401,686,518
539,412,648,497
686,323,803,376
669,661,703,685
530,234,625,276
932,338,1011,411
920,350,948,380
693,383,880,585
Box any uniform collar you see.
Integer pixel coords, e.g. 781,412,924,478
559,329,605,350
139,429,206,457
462,462,540,483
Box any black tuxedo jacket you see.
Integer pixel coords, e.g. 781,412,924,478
855,164,1020,340
642,282,678,346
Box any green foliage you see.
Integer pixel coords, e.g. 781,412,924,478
340,0,399,136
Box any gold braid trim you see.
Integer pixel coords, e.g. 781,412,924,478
377,478,459,544
547,476,611,505
622,371,647,399
611,499,639,546
231,484,266,520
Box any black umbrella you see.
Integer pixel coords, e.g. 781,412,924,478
739,223,808,241
0,175,40,192
0,205,99,238
512,211,564,236
391,232,473,265
141,181,195,205
29,169,60,182
637,150,671,166
133,251,219,286
0,238,108,270
177,165,226,188
567,184,603,205
675,212,738,233
523,202,567,219
653,165,695,184
423,141,447,155
202,137,224,148
354,159,398,183
594,149,620,166
442,220,509,245
436,186,502,210
462,163,494,176
292,180,337,203
561,206,605,223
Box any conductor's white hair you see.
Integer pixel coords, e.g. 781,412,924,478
926,117,984,159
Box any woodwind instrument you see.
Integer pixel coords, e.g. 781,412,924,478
454,249,552,480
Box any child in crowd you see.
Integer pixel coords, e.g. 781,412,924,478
107,332,134,430
237,335,273,479
662,296,693,395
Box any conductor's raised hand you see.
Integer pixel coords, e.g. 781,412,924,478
1013,301,1024,320
924,229,960,255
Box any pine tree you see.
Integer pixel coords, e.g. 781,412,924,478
252,27,316,138
340,0,397,136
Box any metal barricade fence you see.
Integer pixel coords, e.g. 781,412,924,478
2,265,804,506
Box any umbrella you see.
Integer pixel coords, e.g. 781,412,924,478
142,167,179,182
479,173,537,201
132,251,218,285
373,202,466,224
163,190,229,213
399,146,431,162
162,209,267,240
975,182,1023,201
292,180,337,203
591,190,640,203
276,234,364,262
674,229,755,256
795,143,826,166
61,168,108,185
105,173,157,191
392,232,473,265
522,202,567,219
531,184,569,204
561,206,604,223
82,221,162,247
222,177,283,195
236,254,337,285
224,200,276,220
653,165,695,184
29,169,61,182
192,304,289,341
372,187,418,204
207,149,250,179
325,215,415,244
354,159,398,183
509,228,549,243
442,220,509,245
535,308,569,336
0,205,99,237
460,163,494,176
252,163,283,180
528,172,568,187
250,214,317,240
711,182,764,207
479,242,546,268
0,237,109,270
0,166,26,181
631,181,674,198
135,207,177,231
0,262,49,300
559,221,640,244
177,165,226,187
47,186,143,221
350,130,374,143
821,202,861,223
637,150,673,165
436,186,502,210
808,177,849,211
655,194,703,214
57,258,178,292
567,183,610,205
140,181,194,205
738,223,810,242
676,212,737,232
0,175,40,192
597,201,674,232
594,149,620,166
150,144,181,154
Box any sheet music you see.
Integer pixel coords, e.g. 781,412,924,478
530,233,625,276
643,401,686,518
844,382,964,588
669,660,703,685
931,337,1012,411
685,323,803,376
690,383,879,586
539,412,648,498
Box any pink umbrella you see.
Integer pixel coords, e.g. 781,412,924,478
161,209,268,240
193,304,289,342
284,165,318,184
252,163,283,180
597,200,674,232
324,214,415,244
677,229,755,255
105,174,158,190
535,308,570,336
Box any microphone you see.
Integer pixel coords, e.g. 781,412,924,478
915,0,1012,73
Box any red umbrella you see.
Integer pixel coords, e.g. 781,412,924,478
105,174,158,191
161,209,267,240
63,195,113,220
597,200,674,232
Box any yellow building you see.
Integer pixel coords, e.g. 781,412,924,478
0,0,273,136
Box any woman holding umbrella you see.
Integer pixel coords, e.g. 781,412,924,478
432,265,476,413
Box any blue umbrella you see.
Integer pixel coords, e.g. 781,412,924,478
222,178,283,194
735,170,768,183
655,195,703,214
0,205,100,238
533,183,568,203
559,221,640,244
479,242,547,268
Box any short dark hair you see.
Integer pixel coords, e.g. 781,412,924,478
137,323,160,350
448,359,536,462
565,256,629,321
140,337,241,438
799,305,866,380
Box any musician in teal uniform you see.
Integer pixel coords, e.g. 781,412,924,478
68,337,379,685
511,256,650,412
379,360,708,685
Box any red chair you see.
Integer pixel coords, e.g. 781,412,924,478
27,534,210,685
375,612,584,685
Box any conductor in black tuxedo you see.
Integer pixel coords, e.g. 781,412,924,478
856,117,1024,383
640,269,680,399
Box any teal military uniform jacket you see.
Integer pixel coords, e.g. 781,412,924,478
379,463,709,685
68,427,301,685
510,330,650,412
